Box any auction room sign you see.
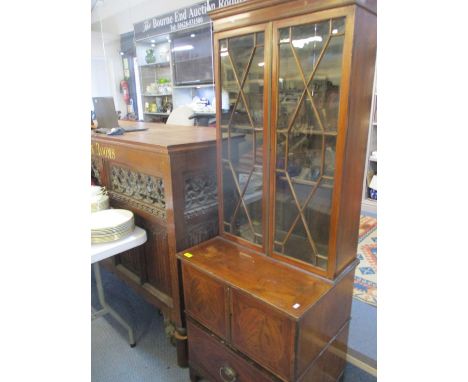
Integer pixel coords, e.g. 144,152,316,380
134,0,246,41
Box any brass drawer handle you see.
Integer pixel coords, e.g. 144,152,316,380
219,365,237,382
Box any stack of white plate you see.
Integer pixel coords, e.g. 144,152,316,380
91,186,109,213
91,209,135,244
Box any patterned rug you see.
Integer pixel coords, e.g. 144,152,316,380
353,216,377,307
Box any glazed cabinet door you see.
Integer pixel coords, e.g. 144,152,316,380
215,24,270,250
270,8,354,276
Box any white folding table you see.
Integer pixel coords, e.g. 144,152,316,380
91,226,147,347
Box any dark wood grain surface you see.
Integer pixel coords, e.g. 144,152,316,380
188,320,277,382
178,237,331,319
182,264,228,340
92,121,216,151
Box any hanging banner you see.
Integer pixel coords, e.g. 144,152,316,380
134,0,246,41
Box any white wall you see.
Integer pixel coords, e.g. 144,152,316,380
91,0,206,116
92,0,200,35
91,30,126,114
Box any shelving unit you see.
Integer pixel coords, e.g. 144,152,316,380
362,69,377,214
136,38,173,122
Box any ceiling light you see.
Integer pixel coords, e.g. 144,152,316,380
172,45,194,52
190,34,196,38
120,51,124,56
151,39,155,43
151,43,155,47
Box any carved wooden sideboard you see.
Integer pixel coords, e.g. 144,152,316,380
91,121,218,365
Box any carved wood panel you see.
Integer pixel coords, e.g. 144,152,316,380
109,164,166,219
183,265,227,340
183,171,219,250
139,218,172,296
231,290,295,381
91,157,102,185
184,172,218,219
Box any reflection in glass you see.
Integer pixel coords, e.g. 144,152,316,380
332,17,346,35
288,130,322,181
220,32,265,245
244,46,265,128
229,34,254,82
274,176,300,243
291,20,329,79
324,136,336,177
278,43,304,131
274,17,345,269
309,35,344,132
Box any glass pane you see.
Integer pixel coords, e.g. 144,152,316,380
231,96,251,131
222,163,240,230
219,32,264,246
304,179,334,268
288,130,322,181
274,18,344,269
279,27,290,43
220,51,239,127
308,35,345,132
220,39,228,52
274,176,300,243
291,20,330,80
324,136,336,177
229,34,255,82
276,133,287,170
221,127,229,159
332,17,346,35
278,43,304,130
254,131,263,165
243,169,263,244
256,32,264,46
283,217,316,264
291,97,321,134
231,129,254,173
244,46,265,128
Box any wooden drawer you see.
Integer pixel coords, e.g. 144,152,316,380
182,264,228,339
188,320,275,382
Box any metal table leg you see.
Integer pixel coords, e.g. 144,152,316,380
92,262,136,347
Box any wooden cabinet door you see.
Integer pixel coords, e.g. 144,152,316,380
230,289,296,381
182,264,229,340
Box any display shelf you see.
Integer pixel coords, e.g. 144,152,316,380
143,112,170,116
135,39,173,122
142,93,173,97
173,83,215,89
139,61,170,67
